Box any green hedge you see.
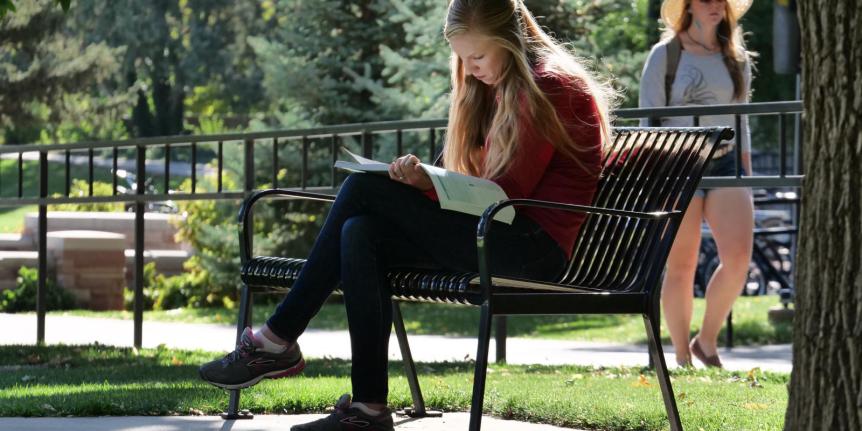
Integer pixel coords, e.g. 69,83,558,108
0,267,76,312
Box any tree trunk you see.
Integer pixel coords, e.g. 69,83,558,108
785,1,862,429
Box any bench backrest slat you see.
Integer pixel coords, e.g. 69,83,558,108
562,128,724,293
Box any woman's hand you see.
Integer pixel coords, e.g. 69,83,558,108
389,154,433,191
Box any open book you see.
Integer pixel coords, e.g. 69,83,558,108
334,148,515,224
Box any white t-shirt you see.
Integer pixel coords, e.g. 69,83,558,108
638,39,752,152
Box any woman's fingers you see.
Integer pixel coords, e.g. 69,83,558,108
390,155,417,180
400,155,421,181
389,154,411,180
387,154,431,190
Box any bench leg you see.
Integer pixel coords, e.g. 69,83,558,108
469,303,493,431
643,313,682,431
392,303,442,418
222,284,254,420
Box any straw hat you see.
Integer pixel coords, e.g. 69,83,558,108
660,0,753,28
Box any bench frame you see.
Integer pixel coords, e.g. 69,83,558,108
225,127,733,431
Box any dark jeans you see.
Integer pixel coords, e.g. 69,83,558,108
266,173,566,403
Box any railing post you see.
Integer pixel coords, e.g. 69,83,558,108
37,150,48,345
361,130,373,159
243,138,255,254
244,138,255,193
134,145,146,349
428,128,436,161
301,136,309,190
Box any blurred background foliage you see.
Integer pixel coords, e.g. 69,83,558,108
1,0,796,145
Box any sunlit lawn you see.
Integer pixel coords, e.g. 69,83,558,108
0,344,787,430
0,205,36,233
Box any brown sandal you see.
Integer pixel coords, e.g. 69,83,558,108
690,337,723,368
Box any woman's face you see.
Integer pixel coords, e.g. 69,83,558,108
688,0,728,28
448,32,508,86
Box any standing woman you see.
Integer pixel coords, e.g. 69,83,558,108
199,1,616,429
639,0,755,368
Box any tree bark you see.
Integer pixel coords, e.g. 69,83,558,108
785,1,862,429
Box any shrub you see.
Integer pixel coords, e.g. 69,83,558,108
0,267,76,312
49,180,125,212
124,263,207,311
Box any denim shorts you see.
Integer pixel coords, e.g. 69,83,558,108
695,149,740,198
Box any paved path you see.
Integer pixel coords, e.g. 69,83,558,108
0,313,792,372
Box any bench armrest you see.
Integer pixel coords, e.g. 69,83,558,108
473,198,679,299
238,188,337,263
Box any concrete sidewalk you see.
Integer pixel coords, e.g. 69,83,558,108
0,413,578,431
0,313,793,372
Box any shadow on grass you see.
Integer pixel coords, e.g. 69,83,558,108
306,302,629,337
0,344,484,416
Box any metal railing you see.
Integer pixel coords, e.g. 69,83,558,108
0,101,803,349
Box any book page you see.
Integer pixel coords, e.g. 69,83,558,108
333,149,514,224
420,164,514,224
333,148,390,174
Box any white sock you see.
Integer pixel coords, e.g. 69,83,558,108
253,328,288,353
350,402,384,416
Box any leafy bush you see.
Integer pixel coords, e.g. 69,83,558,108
124,262,208,311
0,267,76,312
49,180,125,212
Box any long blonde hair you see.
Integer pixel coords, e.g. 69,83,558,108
443,0,616,179
662,0,752,100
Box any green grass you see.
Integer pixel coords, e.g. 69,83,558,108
51,295,792,346
0,205,36,233
0,344,787,430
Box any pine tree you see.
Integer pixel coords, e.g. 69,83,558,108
0,0,120,143
249,0,407,125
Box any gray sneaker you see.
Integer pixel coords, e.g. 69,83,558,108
291,394,394,431
199,327,304,390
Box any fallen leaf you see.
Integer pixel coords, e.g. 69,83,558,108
631,374,652,388
746,367,761,381
746,367,762,388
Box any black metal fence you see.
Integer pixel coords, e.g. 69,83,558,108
0,101,803,348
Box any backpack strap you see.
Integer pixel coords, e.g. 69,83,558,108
664,36,683,105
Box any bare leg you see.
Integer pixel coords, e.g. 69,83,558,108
698,188,754,357
661,196,705,366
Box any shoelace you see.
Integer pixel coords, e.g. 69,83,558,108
224,337,256,363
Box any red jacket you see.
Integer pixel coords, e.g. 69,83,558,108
492,69,602,258
431,67,603,258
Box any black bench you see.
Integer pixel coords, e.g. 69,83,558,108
227,126,732,431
